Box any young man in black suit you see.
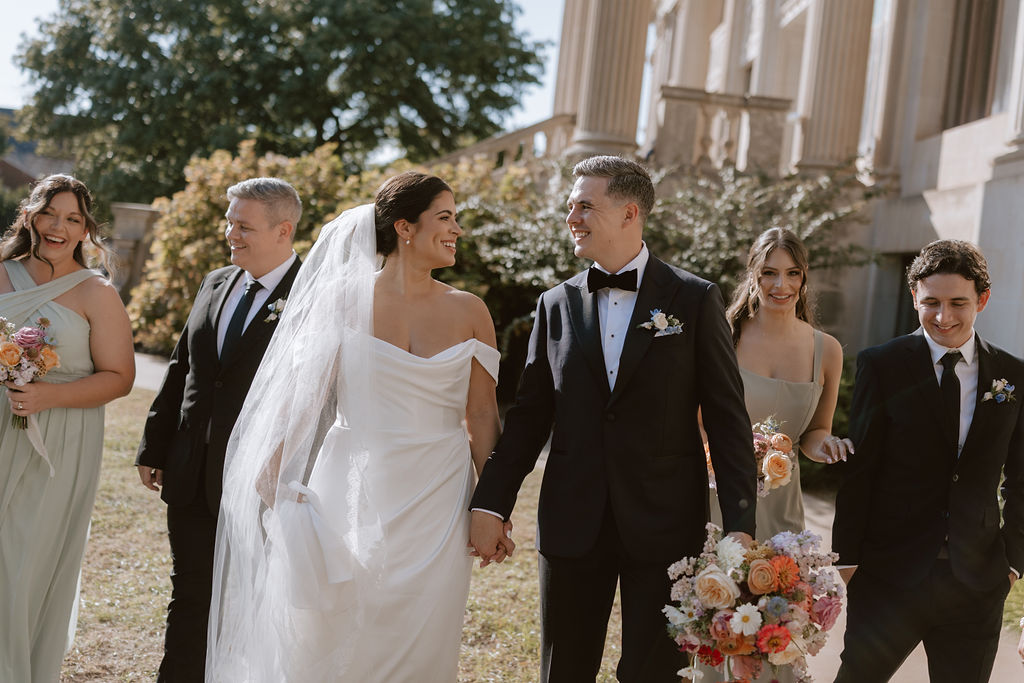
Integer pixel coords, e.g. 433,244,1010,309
833,239,1024,682
135,177,303,682
470,156,757,682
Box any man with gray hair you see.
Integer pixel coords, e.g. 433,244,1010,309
136,177,303,682
471,156,756,681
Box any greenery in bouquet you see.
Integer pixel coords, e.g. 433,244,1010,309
0,316,61,429
664,524,843,682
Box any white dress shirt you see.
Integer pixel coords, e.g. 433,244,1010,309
592,244,650,390
217,252,298,356
922,329,978,456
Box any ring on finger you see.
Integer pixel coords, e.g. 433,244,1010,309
17,402,23,410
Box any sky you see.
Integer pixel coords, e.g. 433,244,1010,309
0,0,564,131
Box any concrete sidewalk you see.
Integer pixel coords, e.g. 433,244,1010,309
803,490,1022,682
134,351,169,391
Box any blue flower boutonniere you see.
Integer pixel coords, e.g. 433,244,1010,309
983,378,1016,404
637,309,683,337
264,298,287,322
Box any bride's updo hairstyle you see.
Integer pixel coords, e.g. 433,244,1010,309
725,227,816,345
374,171,453,256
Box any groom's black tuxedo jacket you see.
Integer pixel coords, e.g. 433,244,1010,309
471,256,757,563
136,260,301,514
834,331,1024,591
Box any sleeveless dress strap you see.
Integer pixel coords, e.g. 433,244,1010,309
811,328,824,384
0,261,98,328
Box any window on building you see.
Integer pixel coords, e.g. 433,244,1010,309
943,0,1002,129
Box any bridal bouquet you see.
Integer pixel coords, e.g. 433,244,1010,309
0,316,60,429
707,417,796,497
664,524,843,682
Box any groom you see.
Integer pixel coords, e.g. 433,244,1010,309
470,156,757,682
135,177,303,682
833,239,1024,682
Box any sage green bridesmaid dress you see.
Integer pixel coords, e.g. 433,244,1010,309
0,260,106,683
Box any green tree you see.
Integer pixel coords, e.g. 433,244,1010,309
16,0,544,204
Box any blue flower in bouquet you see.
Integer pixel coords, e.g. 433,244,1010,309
762,595,789,621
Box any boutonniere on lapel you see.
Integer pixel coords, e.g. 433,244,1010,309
637,309,683,337
982,378,1016,404
264,298,287,322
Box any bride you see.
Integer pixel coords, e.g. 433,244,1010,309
206,172,513,681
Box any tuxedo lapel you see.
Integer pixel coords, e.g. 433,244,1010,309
565,275,607,393
961,335,997,457
221,257,302,367
210,267,244,331
903,332,959,448
609,258,681,407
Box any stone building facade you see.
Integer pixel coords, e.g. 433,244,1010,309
541,0,1024,354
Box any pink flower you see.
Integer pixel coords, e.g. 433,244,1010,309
709,609,734,641
753,433,770,456
674,632,701,653
731,654,763,680
13,326,46,349
811,595,842,631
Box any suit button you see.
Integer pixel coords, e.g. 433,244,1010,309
952,474,959,482
605,412,616,422
214,381,223,388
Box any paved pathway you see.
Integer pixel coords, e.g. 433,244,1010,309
803,490,1022,682
134,351,169,391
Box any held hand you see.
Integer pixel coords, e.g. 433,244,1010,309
1017,622,1024,661
470,511,508,568
137,465,163,491
838,566,857,584
5,380,55,417
820,435,855,464
725,531,753,549
1010,571,1018,590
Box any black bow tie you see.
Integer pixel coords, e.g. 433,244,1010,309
588,267,638,292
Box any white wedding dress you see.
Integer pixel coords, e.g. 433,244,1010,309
208,204,500,682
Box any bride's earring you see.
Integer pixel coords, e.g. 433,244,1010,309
405,239,411,245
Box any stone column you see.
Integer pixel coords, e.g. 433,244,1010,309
791,0,874,169
566,0,653,157
860,0,910,179
552,0,591,116
995,0,1024,168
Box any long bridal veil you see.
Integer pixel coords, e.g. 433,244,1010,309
206,204,384,682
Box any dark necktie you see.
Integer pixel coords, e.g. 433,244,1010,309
940,351,962,441
222,279,263,358
587,267,638,292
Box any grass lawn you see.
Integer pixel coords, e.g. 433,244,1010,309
61,387,624,681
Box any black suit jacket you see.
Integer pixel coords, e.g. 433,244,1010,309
833,331,1024,590
470,256,757,564
136,259,302,514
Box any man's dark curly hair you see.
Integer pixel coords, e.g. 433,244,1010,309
907,239,990,295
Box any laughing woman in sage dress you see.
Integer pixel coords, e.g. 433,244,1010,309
0,175,134,683
702,228,852,682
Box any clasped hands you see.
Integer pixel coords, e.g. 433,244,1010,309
469,510,516,568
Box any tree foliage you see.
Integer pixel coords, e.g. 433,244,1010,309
16,0,544,203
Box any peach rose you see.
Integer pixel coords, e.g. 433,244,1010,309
762,451,793,489
746,558,779,595
39,347,60,371
770,432,793,453
0,341,21,367
694,564,741,610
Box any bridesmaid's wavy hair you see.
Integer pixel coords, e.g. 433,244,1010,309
726,227,816,346
373,171,453,257
0,174,116,276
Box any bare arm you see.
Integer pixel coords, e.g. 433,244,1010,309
8,277,134,416
800,334,854,464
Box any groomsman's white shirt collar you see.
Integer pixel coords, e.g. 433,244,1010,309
217,252,298,355
593,243,650,390
921,327,978,455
